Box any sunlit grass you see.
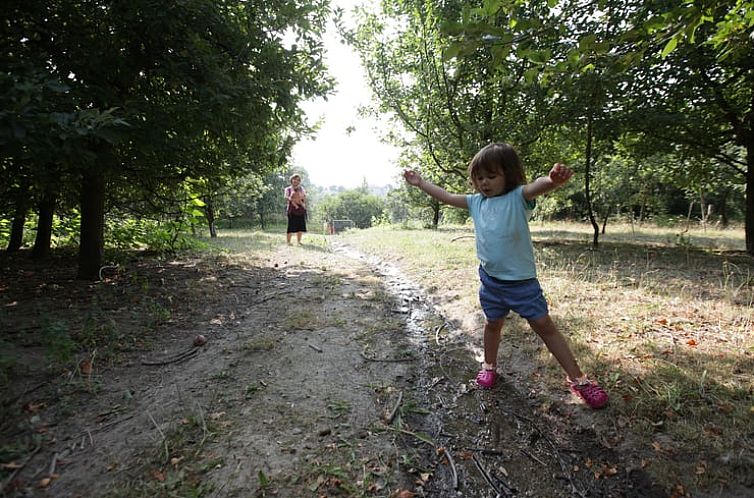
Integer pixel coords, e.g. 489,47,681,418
337,222,753,493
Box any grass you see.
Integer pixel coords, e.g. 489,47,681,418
337,221,753,495
105,409,222,498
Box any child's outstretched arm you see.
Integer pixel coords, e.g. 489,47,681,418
403,170,467,209
522,163,573,201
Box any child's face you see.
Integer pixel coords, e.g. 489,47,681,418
473,167,506,198
291,177,301,187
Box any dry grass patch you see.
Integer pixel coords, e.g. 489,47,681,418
340,223,753,495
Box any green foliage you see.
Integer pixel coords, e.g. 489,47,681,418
1,0,335,275
316,189,385,229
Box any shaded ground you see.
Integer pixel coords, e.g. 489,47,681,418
1,239,668,497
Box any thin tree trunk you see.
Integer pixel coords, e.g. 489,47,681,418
432,199,440,229
30,191,56,259
746,146,753,255
7,204,27,252
719,189,729,227
685,200,695,232
584,113,600,247
77,168,106,280
204,197,217,238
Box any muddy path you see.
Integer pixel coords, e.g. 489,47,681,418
1,241,666,497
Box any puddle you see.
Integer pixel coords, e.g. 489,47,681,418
333,243,465,350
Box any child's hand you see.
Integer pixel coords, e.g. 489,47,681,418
549,163,573,186
403,170,422,187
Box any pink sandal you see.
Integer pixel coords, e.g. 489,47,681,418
476,368,497,389
568,378,608,409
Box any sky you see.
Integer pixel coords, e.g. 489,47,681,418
290,0,401,189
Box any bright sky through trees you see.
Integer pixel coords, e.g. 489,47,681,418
291,0,400,189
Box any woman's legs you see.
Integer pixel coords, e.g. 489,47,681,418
528,314,583,380
296,231,303,243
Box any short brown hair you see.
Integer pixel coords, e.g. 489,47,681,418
467,143,526,194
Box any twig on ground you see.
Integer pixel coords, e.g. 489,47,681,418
384,390,403,424
359,350,414,363
451,235,475,242
98,265,119,280
147,411,169,463
471,453,502,496
141,346,199,366
48,452,58,476
382,426,435,447
434,322,447,346
0,445,41,494
307,343,323,353
439,447,459,490
521,448,546,466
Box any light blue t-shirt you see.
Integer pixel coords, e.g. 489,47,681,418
466,186,537,281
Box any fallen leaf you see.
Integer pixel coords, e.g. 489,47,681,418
23,402,45,413
717,402,734,414
397,490,416,498
79,359,92,375
457,450,473,460
686,339,698,346
1,462,22,470
39,478,51,488
151,469,166,482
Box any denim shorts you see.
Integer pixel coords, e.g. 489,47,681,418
478,266,549,321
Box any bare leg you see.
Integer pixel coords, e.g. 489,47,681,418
483,318,505,367
528,314,583,380
286,232,292,244
296,231,303,243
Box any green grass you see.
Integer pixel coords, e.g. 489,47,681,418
338,222,753,494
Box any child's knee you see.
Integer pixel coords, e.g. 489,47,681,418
528,314,557,336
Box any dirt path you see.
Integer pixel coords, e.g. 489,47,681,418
1,241,666,497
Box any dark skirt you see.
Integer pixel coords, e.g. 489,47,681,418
287,213,307,233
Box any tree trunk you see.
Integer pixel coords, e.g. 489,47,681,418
746,147,753,255
31,191,56,259
204,197,217,238
718,189,729,227
77,168,106,280
584,113,600,247
685,200,695,232
7,204,27,252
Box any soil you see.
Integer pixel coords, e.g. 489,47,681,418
0,240,670,498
